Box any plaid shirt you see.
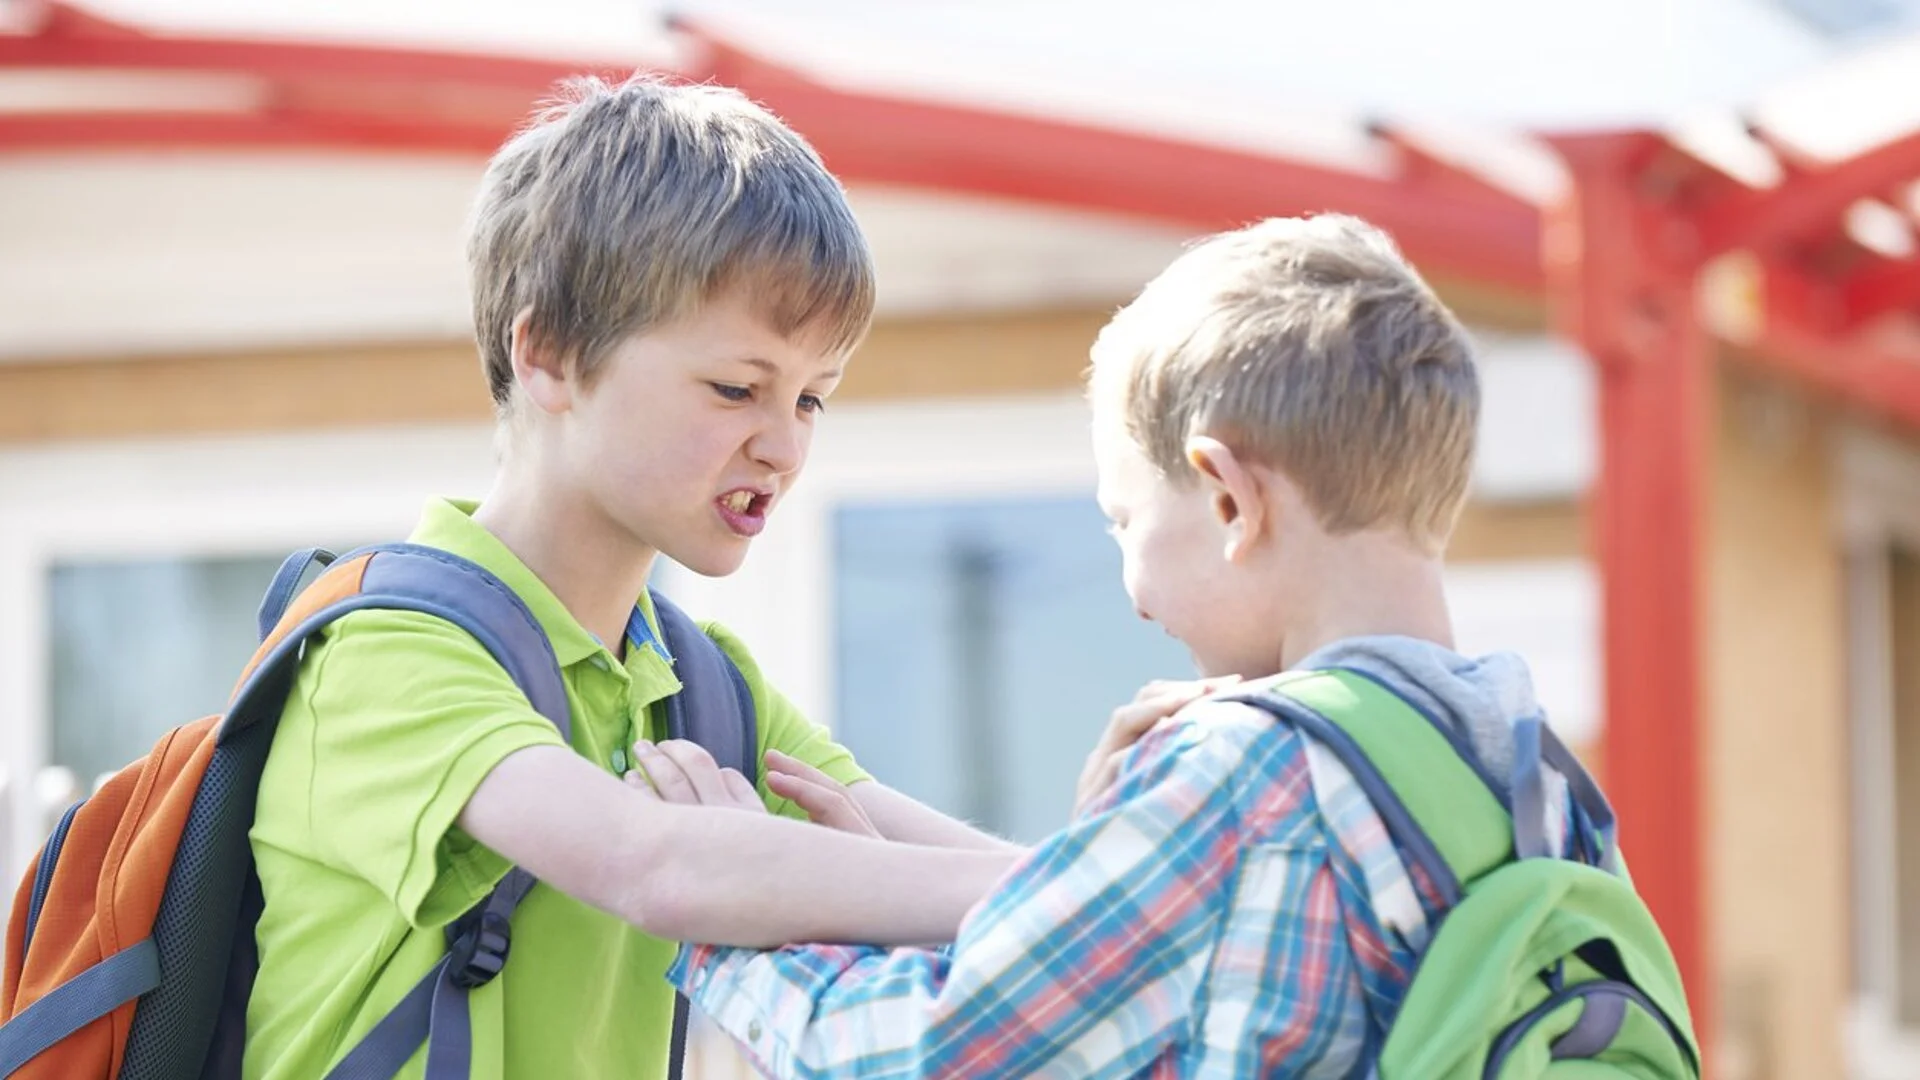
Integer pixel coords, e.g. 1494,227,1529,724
668,693,1457,1078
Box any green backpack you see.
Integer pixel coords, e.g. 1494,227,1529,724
1233,669,1700,1078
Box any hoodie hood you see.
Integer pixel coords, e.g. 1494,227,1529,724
1292,635,1547,799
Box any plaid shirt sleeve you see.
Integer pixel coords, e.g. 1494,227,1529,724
666,711,1369,1079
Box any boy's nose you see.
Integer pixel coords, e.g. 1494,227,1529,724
748,417,806,475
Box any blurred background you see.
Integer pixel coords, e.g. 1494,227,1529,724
7,0,1920,1075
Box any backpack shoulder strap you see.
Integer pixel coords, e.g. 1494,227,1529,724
647,589,759,785
1231,669,1514,906
232,543,569,740
644,589,758,1080
0,546,574,1080
256,552,752,1080
1238,668,1621,900
243,544,570,1080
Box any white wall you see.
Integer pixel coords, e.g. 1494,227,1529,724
0,155,1191,361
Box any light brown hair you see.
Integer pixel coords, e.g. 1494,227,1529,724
1091,214,1479,553
468,74,875,409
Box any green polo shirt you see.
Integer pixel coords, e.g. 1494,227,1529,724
243,498,868,1080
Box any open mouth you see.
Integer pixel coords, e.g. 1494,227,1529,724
716,489,772,536
721,490,763,515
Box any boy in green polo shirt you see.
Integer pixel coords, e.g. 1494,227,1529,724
241,75,1031,1080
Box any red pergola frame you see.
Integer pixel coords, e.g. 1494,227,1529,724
12,2,1920,1067
0,2,1543,292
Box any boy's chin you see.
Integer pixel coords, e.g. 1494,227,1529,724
665,541,751,579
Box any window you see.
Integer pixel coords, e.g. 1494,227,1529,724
1840,427,1920,1074
0,423,498,879
1774,0,1916,38
42,547,691,821
832,495,1191,842
47,554,290,800
1890,546,1920,1026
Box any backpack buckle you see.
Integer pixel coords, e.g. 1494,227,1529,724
445,909,512,989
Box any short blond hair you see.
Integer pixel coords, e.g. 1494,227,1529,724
468,75,875,408
1091,215,1478,553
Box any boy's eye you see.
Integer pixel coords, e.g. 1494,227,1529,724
711,383,752,403
798,394,827,415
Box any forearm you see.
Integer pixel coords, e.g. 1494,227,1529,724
671,714,1268,1079
851,781,1026,855
460,745,1012,950
631,805,1014,946
670,803,1213,1080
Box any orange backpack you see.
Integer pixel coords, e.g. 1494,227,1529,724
0,543,757,1079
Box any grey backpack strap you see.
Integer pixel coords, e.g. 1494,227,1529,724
245,544,571,741
0,938,160,1076
647,588,759,784
644,589,758,1080
256,546,336,642
303,545,567,1080
310,568,753,1080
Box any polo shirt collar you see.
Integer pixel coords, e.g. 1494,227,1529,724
409,497,630,669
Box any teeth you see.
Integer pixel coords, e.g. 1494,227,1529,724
724,491,754,513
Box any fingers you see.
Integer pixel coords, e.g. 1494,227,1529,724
721,766,759,807
632,740,758,810
1112,675,1247,740
1145,675,1244,733
764,764,881,838
1133,674,1243,705
1075,749,1132,818
1074,675,1245,820
765,748,837,787
765,770,834,816
631,740,695,803
1105,684,1207,747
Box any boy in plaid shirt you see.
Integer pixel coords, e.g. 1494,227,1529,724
646,215,1575,1078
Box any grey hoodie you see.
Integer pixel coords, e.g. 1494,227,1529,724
1291,634,1572,846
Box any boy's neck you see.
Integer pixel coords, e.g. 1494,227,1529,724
473,471,655,655
1274,534,1455,672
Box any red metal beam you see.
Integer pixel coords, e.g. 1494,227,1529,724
1841,256,1920,327
1370,122,1543,210
8,0,146,40
0,110,511,155
0,2,611,92
682,20,1544,292
1755,291,1920,431
1541,132,1674,349
768,93,1543,290
1742,121,1814,182
1762,255,1849,335
0,7,1548,293
1548,132,1713,1063
1695,129,1920,257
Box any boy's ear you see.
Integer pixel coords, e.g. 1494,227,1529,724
509,306,574,415
1186,436,1269,563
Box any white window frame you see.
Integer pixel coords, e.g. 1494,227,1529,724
1837,424,1920,1079
664,392,1102,730
0,423,499,881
